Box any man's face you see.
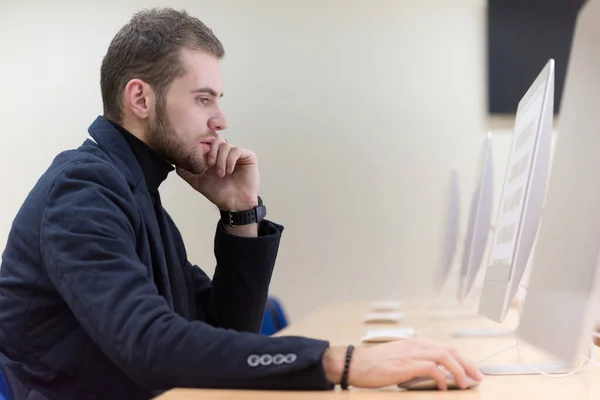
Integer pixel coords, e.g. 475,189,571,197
147,48,227,174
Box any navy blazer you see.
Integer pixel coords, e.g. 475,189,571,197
0,117,333,400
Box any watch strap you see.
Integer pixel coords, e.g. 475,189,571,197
220,196,266,226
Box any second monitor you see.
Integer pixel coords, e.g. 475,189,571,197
457,133,495,305
478,59,555,323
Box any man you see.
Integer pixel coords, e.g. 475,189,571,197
0,8,483,399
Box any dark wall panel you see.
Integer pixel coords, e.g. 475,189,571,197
487,0,586,115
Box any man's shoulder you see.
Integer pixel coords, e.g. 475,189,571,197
5,142,136,252
28,142,132,211
33,144,141,228
46,143,128,190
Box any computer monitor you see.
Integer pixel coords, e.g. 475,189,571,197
433,166,461,293
518,0,600,367
478,59,555,323
457,133,495,304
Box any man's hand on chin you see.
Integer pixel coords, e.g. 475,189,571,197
177,134,260,238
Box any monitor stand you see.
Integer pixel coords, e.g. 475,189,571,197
480,363,575,375
477,328,589,376
452,292,524,337
429,310,482,320
452,328,515,338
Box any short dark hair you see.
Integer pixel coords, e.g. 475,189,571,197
100,8,225,122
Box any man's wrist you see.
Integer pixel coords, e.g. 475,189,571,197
220,196,259,212
322,347,346,385
218,195,264,234
224,223,259,237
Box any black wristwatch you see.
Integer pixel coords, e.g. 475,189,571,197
220,196,266,227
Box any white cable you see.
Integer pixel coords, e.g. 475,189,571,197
476,342,518,364
475,334,597,377
584,356,600,368
516,338,591,378
584,335,600,368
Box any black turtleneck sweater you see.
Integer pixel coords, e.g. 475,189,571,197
111,121,174,198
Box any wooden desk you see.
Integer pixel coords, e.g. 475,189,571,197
156,301,600,399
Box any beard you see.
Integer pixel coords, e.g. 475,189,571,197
147,99,209,174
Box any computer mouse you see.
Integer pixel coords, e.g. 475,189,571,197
360,328,416,343
398,371,480,391
362,311,405,323
370,300,403,311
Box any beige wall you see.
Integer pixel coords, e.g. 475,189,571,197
0,0,537,320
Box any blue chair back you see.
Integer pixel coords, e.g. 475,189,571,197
260,297,289,335
0,368,11,400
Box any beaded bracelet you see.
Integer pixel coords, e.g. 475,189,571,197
340,345,355,390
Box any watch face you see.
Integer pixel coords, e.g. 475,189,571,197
256,205,267,221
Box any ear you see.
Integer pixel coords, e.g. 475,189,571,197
123,79,155,120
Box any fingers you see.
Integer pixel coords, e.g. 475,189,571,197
407,339,482,387
213,143,244,178
225,147,242,175
418,349,468,389
207,135,227,167
207,137,253,178
449,347,484,382
215,142,231,177
412,340,483,387
409,361,448,391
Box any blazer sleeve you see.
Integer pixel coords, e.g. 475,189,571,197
189,220,282,333
40,161,334,391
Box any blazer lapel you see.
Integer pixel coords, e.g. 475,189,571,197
87,116,175,310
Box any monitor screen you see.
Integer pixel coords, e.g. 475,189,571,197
457,133,494,304
433,167,461,292
479,59,555,323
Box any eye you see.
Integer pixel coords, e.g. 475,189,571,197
197,97,210,105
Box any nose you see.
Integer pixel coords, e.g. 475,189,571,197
208,109,228,132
